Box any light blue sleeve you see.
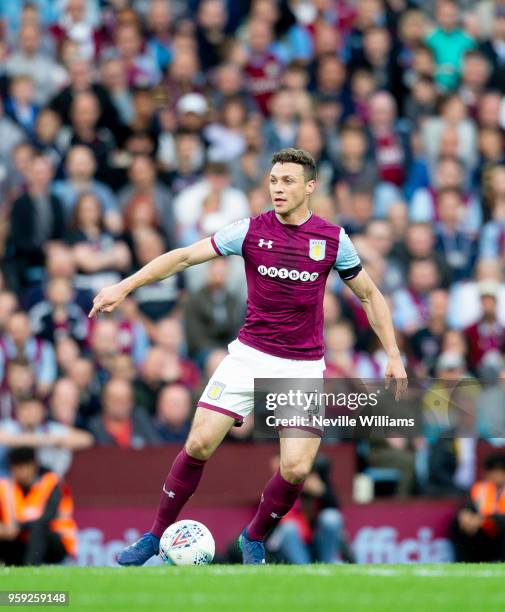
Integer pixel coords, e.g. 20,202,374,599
212,218,250,257
333,229,361,277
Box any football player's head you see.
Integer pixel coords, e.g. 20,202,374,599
270,148,317,217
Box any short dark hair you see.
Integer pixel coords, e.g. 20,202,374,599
484,453,505,472
8,447,36,467
271,148,317,182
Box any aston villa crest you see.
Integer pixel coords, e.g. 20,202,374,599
309,240,326,261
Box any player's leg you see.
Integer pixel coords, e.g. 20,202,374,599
150,407,234,537
240,434,321,564
118,407,234,566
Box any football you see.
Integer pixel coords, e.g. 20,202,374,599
159,520,215,566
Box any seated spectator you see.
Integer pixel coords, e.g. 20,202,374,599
31,109,65,169
66,192,131,295
0,292,19,335
205,96,248,163
158,128,204,193
392,258,440,334
452,453,505,562
434,188,478,282
100,58,134,126
66,92,117,187
131,228,184,323
184,259,242,366
154,318,201,391
0,311,57,398
49,56,120,132
267,455,354,564
0,397,93,477
52,145,122,233
325,321,380,378
5,22,66,105
114,22,161,88
6,155,65,292
464,281,504,372
332,126,378,220
410,156,482,235
54,337,80,378
48,0,102,61
0,98,25,166
118,155,176,249
88,378,160,448
4,75,39,137
0,447,77,566
410,289,449,376
173,161,250,246
0,359,35,420
366,91,409,195
447,259,505,329
26,247,92,324
29,277,89,347
155,384,192,443
425,0,476,92
49,378,82,429
67,358,101,426
262,89,299,157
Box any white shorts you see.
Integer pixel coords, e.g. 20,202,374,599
197,339,325,425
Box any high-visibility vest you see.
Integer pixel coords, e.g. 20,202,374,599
0,473,77,557
470,480,505,535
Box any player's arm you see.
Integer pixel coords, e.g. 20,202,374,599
89,238,218,317
345,269,407,395
333,228,406,397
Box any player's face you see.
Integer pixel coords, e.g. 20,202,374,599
269,162,314,216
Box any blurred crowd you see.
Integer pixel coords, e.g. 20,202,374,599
0,0,505,497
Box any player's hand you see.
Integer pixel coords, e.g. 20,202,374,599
89,282,128,318
385,353,408,401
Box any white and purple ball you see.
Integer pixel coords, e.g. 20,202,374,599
159,520,215,566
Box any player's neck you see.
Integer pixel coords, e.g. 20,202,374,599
275,206,312,226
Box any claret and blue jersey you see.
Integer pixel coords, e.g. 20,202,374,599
211,210,362,361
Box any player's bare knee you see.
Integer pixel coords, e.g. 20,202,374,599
280,460,311,484
185,434,215,461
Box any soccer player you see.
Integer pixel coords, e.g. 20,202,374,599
89,148,407,565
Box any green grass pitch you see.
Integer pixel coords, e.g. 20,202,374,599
1,565,504,612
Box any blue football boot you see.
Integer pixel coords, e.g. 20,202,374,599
117,532,160,566
238,528,266,565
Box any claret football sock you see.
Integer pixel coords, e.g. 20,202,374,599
150,449,207,538
246,470,304,541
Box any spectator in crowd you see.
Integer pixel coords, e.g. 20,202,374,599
118,154,176,249
155,384,192,443
174,161,249,246
66,192,130,295
0,311,57,398
4,23,66,105
6,155,65,292
0,447,77,566
426,0,476,91
0,396,93,477
184,259,242,366
52,145,122,233
452,453,505,562
88,378,160,448
464,281,504,372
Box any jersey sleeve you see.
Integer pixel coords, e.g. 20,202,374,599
211,218,250,257
333,229,362,280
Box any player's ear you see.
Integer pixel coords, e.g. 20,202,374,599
306,179,316,195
